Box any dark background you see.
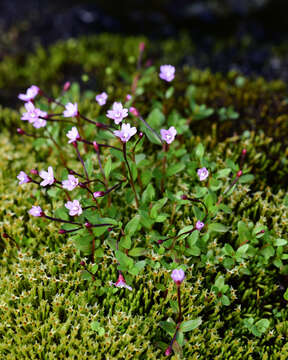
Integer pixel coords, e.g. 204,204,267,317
1,0,288,79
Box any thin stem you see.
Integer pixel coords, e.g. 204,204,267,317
44,215,82,226
161,143,168,193
73,142,89,181
123,143,139,208
79,139,122,152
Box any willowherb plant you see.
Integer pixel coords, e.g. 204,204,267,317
13,43,255,356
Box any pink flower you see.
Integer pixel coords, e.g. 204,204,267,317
126,94,132,101
66,127,80,143
197,167,209,181
65,200,82,216
21,102,47,128
29,206,43,217
18,85,39,102
62,175,79,191
196,220,204,231
39,166,54,187
106,102,128,125
17,171,30,185
114,123,137,142
171,269,185,285
160,126,177,144
109,274,132,291
159,65,175,82
96,92,108,106
63,102,78,118
63,81,71,91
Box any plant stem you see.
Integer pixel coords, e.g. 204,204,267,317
123,143,139,208
161,143,168,193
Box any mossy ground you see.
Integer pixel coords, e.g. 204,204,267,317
1,34,288,359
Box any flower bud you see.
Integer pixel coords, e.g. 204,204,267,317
2,233,9,238
139,132,144,138
93,141,99,152
85,222,92,228
107,227,113,232
80,261,86,266
165,347,172,356
17,128,25,135
129,107,139,117
139,42,145,52
63,81,71,91
30,169,38,175
93,191,105,198
58,229,66,234
171,269,185,285
236,170,242,178
181,194,188,200
79,182,86,188
157,239,164,244
242,149,247,155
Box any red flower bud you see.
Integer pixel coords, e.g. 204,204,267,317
139,42,145,52
242,149,247,155
236,170,242,177
17,128,25,135
93,141,99,152
2,233,9,238
181,194,188,200
30,169,38,175
85,222,92,228
63,81,71,91
58,229,66,234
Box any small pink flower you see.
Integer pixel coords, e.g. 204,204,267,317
114,123,137,142
21,101,47,127
62,175,79,191
106,102,128,125
160,126,177,144
196,220,204,231
66,127,80,143
126,94,132,101
197,167,209,181
63,102,78,118
171,269,185,285
109,274,132,291
18,85,39,102
96,92,108,106
29,206,43,217
65,200,82,216
17,171,30,185
159,65,175,82
93,191,105,198
39,166,54,187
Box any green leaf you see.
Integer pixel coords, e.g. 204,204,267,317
284,289,288,301
166,163,185,177
275,238,287,246
119,236,132,249
180,318,202,332
128,248,146,257
142,184,155,204
81,270,93,281
176,331,184,346
104,157,112,179
124,215,141,236
165,86,174,99
159,320,176,335
115,250,133,270
238,174,254,184
236,244,249,257
221,295,231,306
208,223,229,233
195,143,204,159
